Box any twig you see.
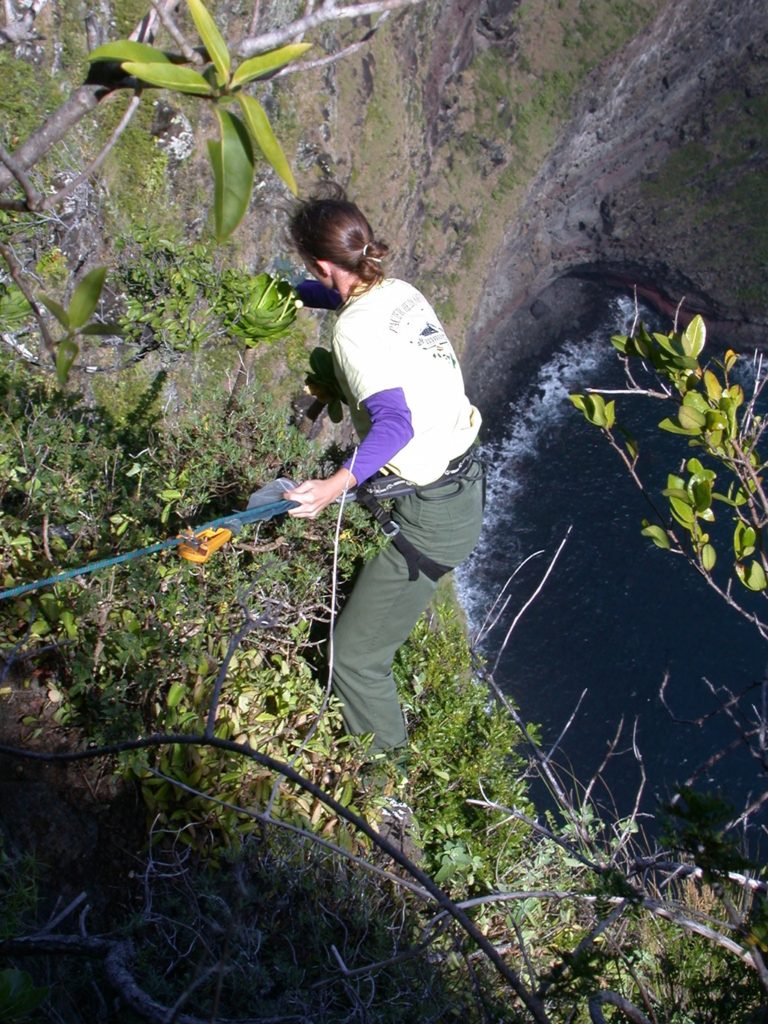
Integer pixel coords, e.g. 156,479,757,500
0,240,56,358
490,527,571,675
588,991,652,1024
149,0,202,63
39,94,142,212
0,144,41,208
237,0,424,57
273,14,387,78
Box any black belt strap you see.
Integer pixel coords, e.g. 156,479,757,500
355,489,452,582
355,451,482,583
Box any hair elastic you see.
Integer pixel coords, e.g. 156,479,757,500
362,242,382,263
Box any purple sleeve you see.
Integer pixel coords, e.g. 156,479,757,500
343,387,414,484
296,280,342,310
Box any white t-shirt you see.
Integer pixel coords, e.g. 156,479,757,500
332,279,481,485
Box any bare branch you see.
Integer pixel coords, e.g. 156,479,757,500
39,93,142,212
0,144,42,207
273,12,388,78
490,528,571,675
0,240,56,358
236,0,424,57
149,0,202,63
589,991,653,1024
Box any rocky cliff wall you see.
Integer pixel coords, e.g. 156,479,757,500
3,0,766,409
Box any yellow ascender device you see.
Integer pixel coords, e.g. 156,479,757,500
177,526,233,564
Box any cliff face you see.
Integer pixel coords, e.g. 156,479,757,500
3,0,766,406
461,0,768,399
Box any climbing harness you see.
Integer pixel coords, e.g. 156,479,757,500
353,450,485,583
0,478,298,603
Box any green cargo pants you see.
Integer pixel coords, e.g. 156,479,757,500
331,463,484,752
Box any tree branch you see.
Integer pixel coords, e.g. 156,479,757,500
236,0,423,57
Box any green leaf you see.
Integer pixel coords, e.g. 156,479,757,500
682,314,706,358
723,349,739,372
188,0,231,85
40,294,70,329
677,405,706,432
79,321,122,336
209,108,254,241
122,61,214,95
88,41,172,64
734,521,757,559
703,369,722,402
236,93,297,195
701,544,716,570
56,337,79,385
682,391,709,414
669,495,695,526
658,417,700,436
641,523,671,549
167,682,186,708
68,266,106,329
231,43,312,88
737,559,767,592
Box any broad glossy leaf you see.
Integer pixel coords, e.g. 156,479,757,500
682,314,706,358
641,523,671,549
88,41,171,64
669,495,694,526
68,266,106,329
188,0,230,85
167,682,186,708
231,43,312,88
686,457,710,478
662,486,690,503
122,61,213,95
209,108,254,241
737,559,767,592
236,93,297,195
682,390,709,414
689,480,713,512
677,405,706,432
724,349,739,372
734,521,757,559
56,337,79,386
569,393,587,412
703,369,722,402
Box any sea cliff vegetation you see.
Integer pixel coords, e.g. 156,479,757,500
1,0,767,1021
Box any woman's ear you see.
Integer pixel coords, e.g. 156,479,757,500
313,258,335,281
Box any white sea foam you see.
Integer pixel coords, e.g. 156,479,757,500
456,295,638,631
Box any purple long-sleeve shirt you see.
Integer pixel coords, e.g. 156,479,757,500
298,280,414,484
344,387,414,484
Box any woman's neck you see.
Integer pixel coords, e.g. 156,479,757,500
330,266,362,302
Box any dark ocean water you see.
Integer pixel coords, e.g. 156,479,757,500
456,292,766,834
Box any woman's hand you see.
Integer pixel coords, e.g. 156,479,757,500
283,468,357,519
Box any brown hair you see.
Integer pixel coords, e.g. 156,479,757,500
288,182,389,291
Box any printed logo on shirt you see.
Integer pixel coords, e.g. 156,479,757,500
419,322,457,365
388,295,457,365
